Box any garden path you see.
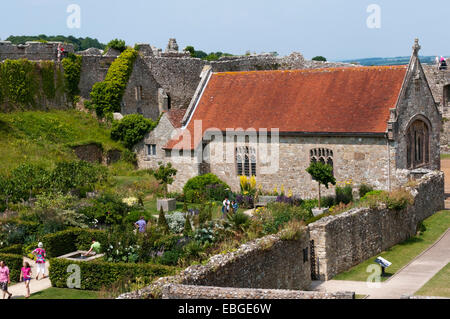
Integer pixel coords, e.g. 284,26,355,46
5,258,51,299
312,228,450,299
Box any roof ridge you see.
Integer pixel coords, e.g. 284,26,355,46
213,65,408,76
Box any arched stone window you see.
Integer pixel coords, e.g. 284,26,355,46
236,146,257,177
310,148,334,175
406,119,430,169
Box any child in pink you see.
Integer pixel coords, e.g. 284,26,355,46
20,261,32,298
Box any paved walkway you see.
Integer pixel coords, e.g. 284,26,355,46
312,228,450,299
2,258,51,299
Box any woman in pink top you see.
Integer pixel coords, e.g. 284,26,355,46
0,260,12,299
20,261,32,298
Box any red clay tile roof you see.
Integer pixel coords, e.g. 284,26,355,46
166,109,186,128
165,66,407,150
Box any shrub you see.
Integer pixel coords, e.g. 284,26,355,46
276,195,303,207
335,185,353,205
262,203,311,235
0,253,23,282
226,211,250,231
205,184,230,202
90,48,138,117
235,194,254,209
359,184,373,199
386,188,414,211
321,195,335,208
49,258,176,290
359,190,388,209
0,243,23,255
165,212,186,234
103,225,139,263
183,174,229,203
279,220,305,241
111,114,158,149
300,199,319,214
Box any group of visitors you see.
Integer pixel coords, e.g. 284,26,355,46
222,197,239,218
0,242,47,299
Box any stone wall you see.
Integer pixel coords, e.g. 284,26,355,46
118,230,311,299
308,170,444,280
160,284,354,299
78,55,115,99
207,135,393,198
0,41,74,61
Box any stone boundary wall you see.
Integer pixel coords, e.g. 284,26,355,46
118,230,311,299
309,171,445,280
161,284,354,299
0,41,74,61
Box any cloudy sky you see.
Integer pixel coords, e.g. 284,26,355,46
1,0,448,60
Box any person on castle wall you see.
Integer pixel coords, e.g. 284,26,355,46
439,57,447,70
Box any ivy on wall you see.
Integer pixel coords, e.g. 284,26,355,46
40,61,56,100
0,59,69,109
61,53,82,102
0,59,38,106
90,48,138,117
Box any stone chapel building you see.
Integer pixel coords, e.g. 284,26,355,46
135,39,441,197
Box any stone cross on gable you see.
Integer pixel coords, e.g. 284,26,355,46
412,38,421,56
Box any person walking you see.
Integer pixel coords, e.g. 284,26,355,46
135,216,147,233
20,261,32,298
32,242,47,280
0,260,12,299
222,197,230,218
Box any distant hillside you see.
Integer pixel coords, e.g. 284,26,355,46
0,110,125,175
340,56,442,66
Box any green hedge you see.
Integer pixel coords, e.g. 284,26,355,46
0,253,23,282
49,258,176,290
42,228,107,258
0,244,23,255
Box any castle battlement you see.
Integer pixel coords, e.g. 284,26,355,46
0,41,75,61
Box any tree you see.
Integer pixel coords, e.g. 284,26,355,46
312,56,327,62
110,114,157,149
306,161,336,208
105,39,127,53
152,162,177,197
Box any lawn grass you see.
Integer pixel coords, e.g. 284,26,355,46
25,287,100,299
415,263,450,297
333,210,450,282
0,110,126,175
440,153,450,159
